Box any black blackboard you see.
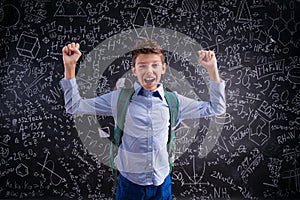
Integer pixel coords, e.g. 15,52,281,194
0,0,299,199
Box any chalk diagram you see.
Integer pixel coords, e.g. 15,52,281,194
54,0,87,21
0,4,20,35
236,0,252,23
16,32,41,59
37,148,66,186
249,111,272,146
133,7,155,39
288,68,300,84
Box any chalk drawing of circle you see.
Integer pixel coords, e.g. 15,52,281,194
287,67,300,84
0,4,20,28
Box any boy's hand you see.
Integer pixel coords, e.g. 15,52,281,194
198,50,220,82
62,42,82,80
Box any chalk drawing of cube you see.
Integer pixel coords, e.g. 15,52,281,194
16,33,40,58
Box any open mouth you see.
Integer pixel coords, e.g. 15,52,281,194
144,77,155,83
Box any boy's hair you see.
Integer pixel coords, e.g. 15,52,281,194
131,40,165,66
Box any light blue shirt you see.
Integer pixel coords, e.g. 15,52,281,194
60,78,226,186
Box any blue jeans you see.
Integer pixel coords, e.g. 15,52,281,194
116,174,172,200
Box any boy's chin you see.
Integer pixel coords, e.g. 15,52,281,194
142,83,158,91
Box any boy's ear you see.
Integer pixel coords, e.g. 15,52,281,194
162,63,167,74
131,66,137,76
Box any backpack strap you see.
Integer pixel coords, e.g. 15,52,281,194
110,87,134,197
164,91,179,141
110,87,134,169
114,87,135,146
164,91,179,171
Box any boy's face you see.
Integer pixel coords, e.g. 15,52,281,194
132,53,166,91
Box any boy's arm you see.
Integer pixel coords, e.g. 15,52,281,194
177,80,226,120
60,43,113,116
60,78,113,116
176,50,225,120
198,50,220,83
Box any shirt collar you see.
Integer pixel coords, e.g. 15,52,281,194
134,82,164,100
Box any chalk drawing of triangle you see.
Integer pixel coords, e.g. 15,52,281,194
236,0,252,22
216,136,229,152
54,0,86,17
199,25,212,41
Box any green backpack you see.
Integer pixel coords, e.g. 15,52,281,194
110,87,179,172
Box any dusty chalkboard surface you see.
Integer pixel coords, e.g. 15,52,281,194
0,0,299,199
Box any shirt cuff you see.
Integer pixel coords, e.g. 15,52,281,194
209,79,225,91
210,79,225,85
60,77,77,90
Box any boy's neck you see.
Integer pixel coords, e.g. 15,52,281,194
141,84,160,92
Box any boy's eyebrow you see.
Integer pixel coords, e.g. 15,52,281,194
136,60,161,64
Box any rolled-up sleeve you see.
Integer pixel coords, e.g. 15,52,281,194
60,78,113,116
209,80,226,115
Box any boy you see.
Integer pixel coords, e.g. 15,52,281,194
60,40,226,200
